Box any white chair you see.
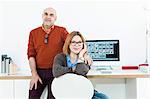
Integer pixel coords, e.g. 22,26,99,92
40,86,48,99
51,73,94,99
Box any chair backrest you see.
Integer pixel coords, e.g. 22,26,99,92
51,73,94,99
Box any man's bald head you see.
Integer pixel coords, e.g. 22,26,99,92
43,7,57,16
42,7,57,27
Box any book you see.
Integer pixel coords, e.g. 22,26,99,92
122,66,139,70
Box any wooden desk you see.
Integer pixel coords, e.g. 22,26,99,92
0,75,31,80
0,70,150,80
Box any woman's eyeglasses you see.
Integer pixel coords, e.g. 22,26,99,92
44,34,49,44
70,41,83,46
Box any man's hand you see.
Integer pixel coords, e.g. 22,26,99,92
29,72,43,90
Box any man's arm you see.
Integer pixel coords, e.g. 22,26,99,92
27,31,43,90
29,57,42,90
29,57,37,75
27,31,38,76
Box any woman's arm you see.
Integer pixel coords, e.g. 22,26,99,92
74,63,90,76
53,54,72,78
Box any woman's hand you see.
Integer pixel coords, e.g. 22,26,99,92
78,43,87,58
78,43,93,65
84,54,93,66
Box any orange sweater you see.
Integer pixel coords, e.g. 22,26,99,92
27,25,69,69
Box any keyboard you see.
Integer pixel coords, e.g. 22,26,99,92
91,65,113,70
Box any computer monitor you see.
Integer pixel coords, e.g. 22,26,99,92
86,40,120,61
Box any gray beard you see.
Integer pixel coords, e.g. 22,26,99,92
43,23,53,29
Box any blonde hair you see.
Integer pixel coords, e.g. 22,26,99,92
63,31,85,55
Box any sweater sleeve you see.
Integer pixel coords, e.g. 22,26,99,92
27,31,36,59
74,63,90,76
53,54,72,78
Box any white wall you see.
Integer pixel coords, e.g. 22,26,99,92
0,1,150,99
0,0,149,67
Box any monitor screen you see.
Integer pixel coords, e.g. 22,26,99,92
86,40,120,61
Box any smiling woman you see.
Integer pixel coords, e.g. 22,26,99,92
52,31,109,99
53,31,89,77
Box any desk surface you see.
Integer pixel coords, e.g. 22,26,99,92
0,70,150,80
87,70,150,78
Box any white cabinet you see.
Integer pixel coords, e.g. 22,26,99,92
0,80,30,99
0,79,47,99
14,80,30,99
0,80,14,99
15,80,48,99
136,78,150,99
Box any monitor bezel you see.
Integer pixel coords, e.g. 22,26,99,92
86,40,120,61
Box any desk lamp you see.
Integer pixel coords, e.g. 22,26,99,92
139,2,150,72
